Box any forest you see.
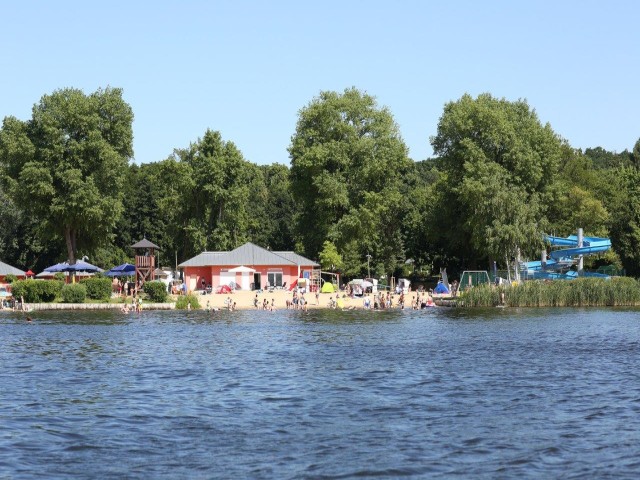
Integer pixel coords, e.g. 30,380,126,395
1,86,639,281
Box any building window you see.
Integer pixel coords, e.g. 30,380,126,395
267,272,282,287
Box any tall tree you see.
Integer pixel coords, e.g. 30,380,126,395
430,93,564,270
633,138,640,168
0,87,133,264
251,163,296,251
155,129,262,259
289,87,412,276
603,167,640,276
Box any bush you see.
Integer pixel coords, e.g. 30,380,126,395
175,294,200,310
144,281,168,303
11,279,63,303
54,273,65,281
61,284,87,303
82,277,113,300
4,274,17,284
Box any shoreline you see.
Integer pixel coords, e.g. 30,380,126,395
6,290,450,312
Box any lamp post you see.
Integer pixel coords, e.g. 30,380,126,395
366,253,372,278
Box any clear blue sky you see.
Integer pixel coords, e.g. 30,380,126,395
2,0,638,165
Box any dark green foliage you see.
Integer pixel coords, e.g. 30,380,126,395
175,294,200,310
0,87,133,265
289,87,412,276
430,93,563,270
144,281,168,303
602,167,640,277
4,274,16,284
462,277,640,307
61,283,87,303
11,279,63,303
2,87,640,281
584,147,634,169
82,277,113,301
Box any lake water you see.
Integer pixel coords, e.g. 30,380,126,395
1,307,640,478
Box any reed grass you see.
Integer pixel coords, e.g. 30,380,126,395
461,277,640,307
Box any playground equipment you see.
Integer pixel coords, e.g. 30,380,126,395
522,228,611,280
459,270,491,292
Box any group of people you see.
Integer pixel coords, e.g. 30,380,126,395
120,295,143,314
327,291,438,310
285,291,309,310
253,294,276,311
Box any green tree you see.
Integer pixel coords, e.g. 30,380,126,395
545,146,610,237
155,129,262,259
633,138,640,168
289,87,412,276
400,159,444,275
0,87,133,265
604,167,640,276
430,93,564,271
251,164,296,251
584,146,633,169
318,240,343,271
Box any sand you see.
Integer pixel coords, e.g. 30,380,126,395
174,289,430,311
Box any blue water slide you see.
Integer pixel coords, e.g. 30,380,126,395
545,235,611,260
522,233,612,278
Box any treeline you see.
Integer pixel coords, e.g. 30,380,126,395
1,87,639,280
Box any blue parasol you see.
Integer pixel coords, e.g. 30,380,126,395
105,263,136,277
44,260,103,273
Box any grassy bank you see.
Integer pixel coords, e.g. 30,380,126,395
462,277,640,307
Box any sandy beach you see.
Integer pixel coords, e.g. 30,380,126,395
180,289,353,311
175,290,444,310
176,289,436,311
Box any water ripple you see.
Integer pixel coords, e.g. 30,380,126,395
2,308,640,478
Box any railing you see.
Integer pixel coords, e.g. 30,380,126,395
135,256,155,269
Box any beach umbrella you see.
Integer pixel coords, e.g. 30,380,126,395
43,260,103,283
24,269,35,277
105,263,135,277
44,260,103,273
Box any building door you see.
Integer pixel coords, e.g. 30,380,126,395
253,273,261,290
241,272,251,290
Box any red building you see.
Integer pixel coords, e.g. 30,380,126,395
178,242,319,292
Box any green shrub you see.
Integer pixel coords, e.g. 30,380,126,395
54,272,65,281
61,284,87,303
82,277,113,300
38,280,63,302
144,281,168,303
175,294,200,310
10,279,63,302
4,274,17,284
9,280,28,300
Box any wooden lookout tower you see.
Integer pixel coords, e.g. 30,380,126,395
131,238,161,286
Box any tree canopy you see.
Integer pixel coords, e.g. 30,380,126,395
0,87,133,264
289,87,412,276
429,93,564,270
0,86,638,281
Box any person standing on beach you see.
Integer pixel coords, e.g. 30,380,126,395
300,294,307,311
